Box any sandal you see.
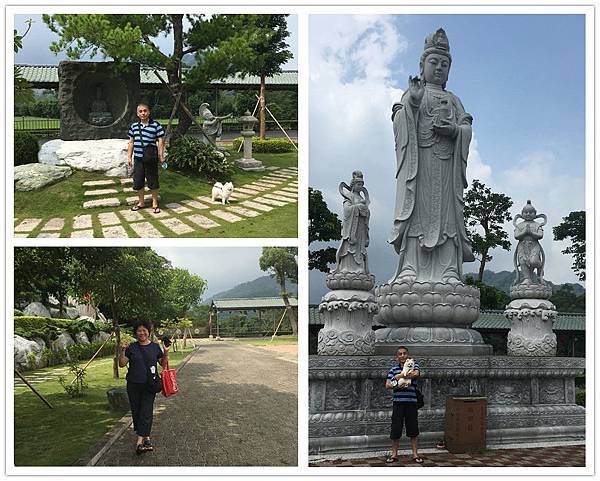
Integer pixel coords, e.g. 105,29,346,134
152,206,161,214
131,204,145,211
413,456,424,464
385,455,399,464
135,444,146,455
143,439,154,451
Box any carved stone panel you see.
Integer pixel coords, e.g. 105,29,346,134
325,380,361,411
539,378,565,404
488,379,530,405
370,379,393,410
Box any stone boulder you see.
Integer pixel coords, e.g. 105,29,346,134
107,387,130,411
38,139,129,177
92,331,112,343
49,308,60,318
14,163,72,191
23,302,51,318
14,335,45,370
77,315,96,323
51,332,75,352
74,331,90,345
32,337,47,350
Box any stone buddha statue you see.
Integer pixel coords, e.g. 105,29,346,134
88,84,113,126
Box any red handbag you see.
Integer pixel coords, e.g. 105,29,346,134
161,357,178,397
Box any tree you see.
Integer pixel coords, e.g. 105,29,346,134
464,275,510,310
259,247,298,335
238,15,292,139
70,248,170,378
163,268,206,319
550,284,585,313
43,14,270,139
14,19,34,105
309,187,342,272
464,179,513,282
553,211,585,281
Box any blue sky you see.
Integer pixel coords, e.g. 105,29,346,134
14,14,298,70
309,14,586,303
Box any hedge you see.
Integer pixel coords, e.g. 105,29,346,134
40,340,117,368
14,316,112,344
231,137,296,153
14,131,40,166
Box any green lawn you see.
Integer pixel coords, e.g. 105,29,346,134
235,335,298,346
14,150,298,238
14,345,195,466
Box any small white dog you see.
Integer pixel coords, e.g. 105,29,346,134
211,181,234,205
395,358,415,388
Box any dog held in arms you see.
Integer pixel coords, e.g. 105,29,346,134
395,358,415,388
211,182,234,205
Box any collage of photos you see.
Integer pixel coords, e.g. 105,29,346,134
7,4,592,478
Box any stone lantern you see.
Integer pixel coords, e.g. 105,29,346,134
235,111,265,171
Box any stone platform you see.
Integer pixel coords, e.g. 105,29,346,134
309,355,585,455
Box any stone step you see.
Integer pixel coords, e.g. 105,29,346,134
120,178,133,185
82,180,116,187
246,184,269,192
36,232,61,238
209,210,243,223
281,187,298,193
15,218,42,232
84,188,119,197
165,202,192,214
196,196,221,206
186,214,220,229
235,187,261,195
41,218,65,231
125,194,160,206
226,206,261,218
119,209,145,222
253,197,287,207
264,193,296,203
129,221,163,238
181,200,209,210
273,190,298,199
98,212,121,226
252,181,279,188
241,200,274,212
73,215,92,229
159,217,195,235
83,198,121,209
102,225,129,238
70,229,94,238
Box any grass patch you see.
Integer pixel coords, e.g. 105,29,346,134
235,335,298,346
14,150,297,238
14,345,195,466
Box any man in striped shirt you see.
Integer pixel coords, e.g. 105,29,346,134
127,104,165,213
385,346,423,464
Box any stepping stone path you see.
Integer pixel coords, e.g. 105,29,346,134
14,167,297,238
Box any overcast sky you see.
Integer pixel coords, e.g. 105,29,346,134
152,247,266,301
309,14,586,303
14,14,298,70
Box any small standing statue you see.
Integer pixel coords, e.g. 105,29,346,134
317,171,377,356
505,200,556,356
335,171,370,274
513,200,546,286
199,103,232,146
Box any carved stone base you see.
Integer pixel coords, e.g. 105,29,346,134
510,283,553,300
375,280,480,327
374,327,492,356
318,290,378,356
505,298,557,357
309,355,585,455
326,271,375,291
235,158,265,171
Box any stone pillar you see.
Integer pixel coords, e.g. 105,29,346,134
235,111,265,171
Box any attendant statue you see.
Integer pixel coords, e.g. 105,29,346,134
199,103,232,145
388,28,474,284
88,85,113,126
335,170,370,274
513,200,547,286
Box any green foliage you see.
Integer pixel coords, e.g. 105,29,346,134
14,20,34,104
231,137,295,153
167,136,234,179
58,363,89,397
464,276,510,310
464,179,513,281
576,388,585,407
14,316,111,344
14,131,40,166
309,187,342,272
14,309,24,317
15,98,60,118
550,285,585,313
553,211,585,281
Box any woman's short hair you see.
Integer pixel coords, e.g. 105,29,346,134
133,320,153,334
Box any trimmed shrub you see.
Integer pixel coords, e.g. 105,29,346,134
14,316,111,344
231,137,296,153
40,340,117,368
576,388,585,407
167,136,234,180
14,309,23,317
14,131,40,166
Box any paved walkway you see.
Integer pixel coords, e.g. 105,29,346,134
14,167,297,238
310,444,585,467
94,340,297,466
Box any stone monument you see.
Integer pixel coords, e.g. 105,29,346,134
318,171,377,356
235,111,265,171
58,61,139,141
505,201,557,356
374,28,485,356
309,28,584,457
199,103,232,146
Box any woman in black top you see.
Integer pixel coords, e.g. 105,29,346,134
118,320,169,454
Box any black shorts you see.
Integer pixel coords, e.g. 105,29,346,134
390,402,419,439
133,157,159,191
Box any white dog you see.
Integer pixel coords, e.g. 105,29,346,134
395,358,415,388
211,181,234,205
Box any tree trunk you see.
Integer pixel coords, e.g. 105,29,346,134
259,72,266,139
168,14,192,141
478,250,488,283
110,290,120,379
279,278,298,336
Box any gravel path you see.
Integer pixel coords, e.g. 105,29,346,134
95,340,297,466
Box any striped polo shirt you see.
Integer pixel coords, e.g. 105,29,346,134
127,120,165,160
388,360,420,403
